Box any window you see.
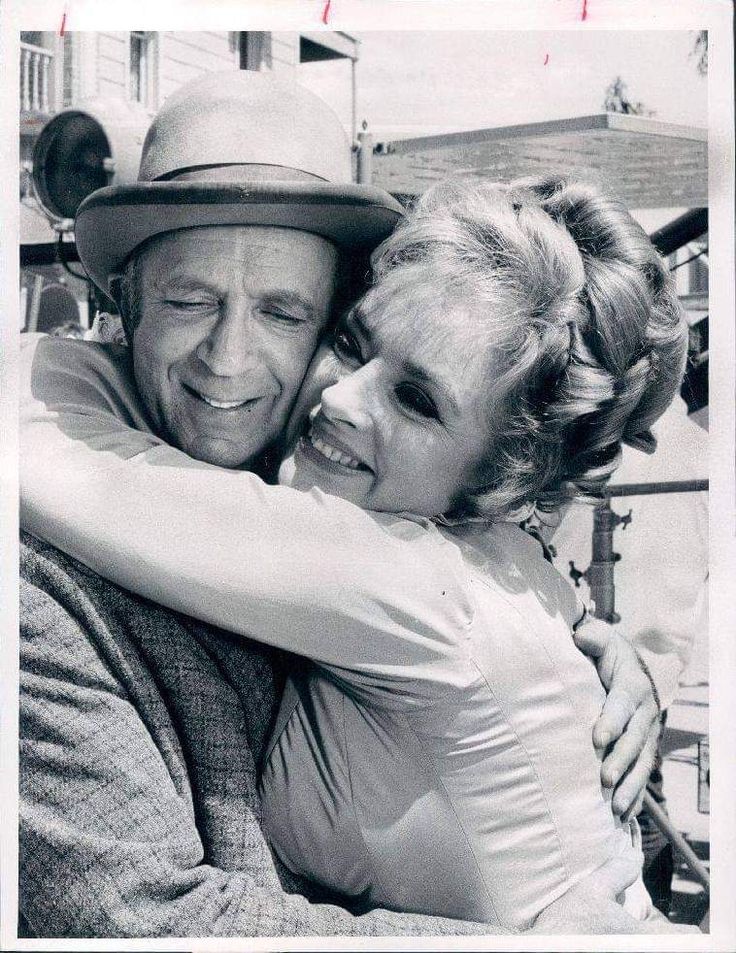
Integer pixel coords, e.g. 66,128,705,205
130,31,156,106
20,32,54,115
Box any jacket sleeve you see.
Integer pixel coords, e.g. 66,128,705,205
19,544,489,939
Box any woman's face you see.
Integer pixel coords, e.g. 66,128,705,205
278,284,502,517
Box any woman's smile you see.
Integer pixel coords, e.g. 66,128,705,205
294,414,374,479
307,429,368,471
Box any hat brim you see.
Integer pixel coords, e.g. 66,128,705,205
75,181,405,298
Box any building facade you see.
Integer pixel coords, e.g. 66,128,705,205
20,30,358,331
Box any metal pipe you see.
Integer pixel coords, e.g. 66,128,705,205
642,791,710,892
650,209,708,256
588,503,622,623
26,274,44,333
603,480,709,498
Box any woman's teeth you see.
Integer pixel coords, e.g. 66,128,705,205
309,431,363,470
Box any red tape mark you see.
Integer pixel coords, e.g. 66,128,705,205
543,53,549,65
322,0,331,24
581,0,588,20
59,9,67,36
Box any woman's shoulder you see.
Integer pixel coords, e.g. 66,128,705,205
441,520,584,633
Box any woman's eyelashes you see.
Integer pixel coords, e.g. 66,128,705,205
332,326,364,364
394,382,439,419
332,326,440,422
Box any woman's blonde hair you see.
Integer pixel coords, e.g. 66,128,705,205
370,176,689,522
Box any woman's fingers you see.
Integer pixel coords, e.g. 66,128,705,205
594,685,637,752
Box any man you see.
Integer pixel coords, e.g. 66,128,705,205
19,71,663,938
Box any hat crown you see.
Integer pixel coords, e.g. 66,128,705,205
138,71,352,185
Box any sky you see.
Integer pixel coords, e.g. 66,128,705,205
297,29,707,228
298,30,707,141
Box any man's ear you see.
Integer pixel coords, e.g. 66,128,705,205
109,275,136,345
109,275,122,303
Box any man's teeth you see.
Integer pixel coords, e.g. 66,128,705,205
309,431,363,470
200,394,250,409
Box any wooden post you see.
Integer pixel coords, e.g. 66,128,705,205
22,46,31,111
40,52,50,113
356,129,373,185
350,58,357,148
32,52,41,110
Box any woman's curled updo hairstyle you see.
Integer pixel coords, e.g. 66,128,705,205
370,175,688,522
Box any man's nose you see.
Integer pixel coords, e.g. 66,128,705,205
196,299,256,377
320,365,375,430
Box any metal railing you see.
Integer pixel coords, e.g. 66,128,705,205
21,41,53,115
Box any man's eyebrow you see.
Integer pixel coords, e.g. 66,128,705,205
261,291,318,320
400,358,461,416
158,275,218,295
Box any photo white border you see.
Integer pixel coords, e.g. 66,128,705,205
2,2,733,951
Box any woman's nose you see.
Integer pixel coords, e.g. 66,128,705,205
320,366,374,430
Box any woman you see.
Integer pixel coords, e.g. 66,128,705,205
21,176,687,929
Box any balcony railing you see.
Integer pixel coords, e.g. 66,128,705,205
21,41,53,115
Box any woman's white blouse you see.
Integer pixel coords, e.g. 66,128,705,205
19,335,648,929
259,521,643,927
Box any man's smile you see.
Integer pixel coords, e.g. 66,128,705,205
181,382,262,412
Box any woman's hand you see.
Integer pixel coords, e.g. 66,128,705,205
573,619,660,818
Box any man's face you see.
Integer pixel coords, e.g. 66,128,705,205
131,226,337,469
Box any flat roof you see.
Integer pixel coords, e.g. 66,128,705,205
372,113,707,209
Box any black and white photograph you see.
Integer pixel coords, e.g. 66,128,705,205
1,1,734,949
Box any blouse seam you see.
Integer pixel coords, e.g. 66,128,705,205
342,690,394,906
343,687,501,924
403,710,501,923
467,653,572,894
465,578,576,890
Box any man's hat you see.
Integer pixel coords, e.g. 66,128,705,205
74,71,404,298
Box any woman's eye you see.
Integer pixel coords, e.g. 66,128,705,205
332,327,363,363
395,383,438,419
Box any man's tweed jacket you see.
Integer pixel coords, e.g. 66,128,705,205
19,532,487,938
